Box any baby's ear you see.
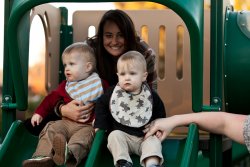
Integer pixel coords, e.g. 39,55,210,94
143,72,148,81
86,62,93,72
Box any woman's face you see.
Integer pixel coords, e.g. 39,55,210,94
103,21,126,57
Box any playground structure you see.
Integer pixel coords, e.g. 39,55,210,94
0,0,250,166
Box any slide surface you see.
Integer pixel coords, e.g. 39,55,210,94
0,121,203,167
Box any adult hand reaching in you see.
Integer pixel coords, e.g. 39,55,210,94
144,112,247,144
144,118,175,141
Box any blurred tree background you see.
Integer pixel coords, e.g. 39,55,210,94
114,2,167,9
232,0,250,10
113,0,250,10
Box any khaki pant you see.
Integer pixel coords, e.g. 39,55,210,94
33,119,94,166
107,130,163,167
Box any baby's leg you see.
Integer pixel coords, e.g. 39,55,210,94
107,130,133,166
67,124,94,166
34,121,65,157
144,156,161,167
140,135,163,167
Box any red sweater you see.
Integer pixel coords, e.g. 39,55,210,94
35,80,95,123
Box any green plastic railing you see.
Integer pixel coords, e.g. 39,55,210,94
0,120,38,166
180,123,199,167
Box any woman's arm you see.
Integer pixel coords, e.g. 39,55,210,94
94,87,114,130
145,112,247,144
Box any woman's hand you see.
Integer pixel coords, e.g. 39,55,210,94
144,118,174,141
60,100,95,123
31,113,43,127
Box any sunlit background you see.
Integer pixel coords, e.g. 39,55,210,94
1,0,250,74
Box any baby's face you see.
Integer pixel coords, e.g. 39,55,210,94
117,61,147,94
62,52,89,82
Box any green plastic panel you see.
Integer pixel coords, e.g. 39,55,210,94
0,121,38,166
180,123,199,167
232,141,249,164
224,10,250,114
59,24,73,82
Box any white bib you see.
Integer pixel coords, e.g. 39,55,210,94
110,83,153,128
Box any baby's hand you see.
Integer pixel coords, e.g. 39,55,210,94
155,131,163,139
94,128,99,133
31,113,43,127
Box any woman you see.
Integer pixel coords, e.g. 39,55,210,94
25,9,158,135
57,9,157,124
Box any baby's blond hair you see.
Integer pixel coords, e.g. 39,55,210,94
117,51,147,72
62,42,96,73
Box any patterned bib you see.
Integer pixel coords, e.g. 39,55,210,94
110,83,153,128
65,72,103,105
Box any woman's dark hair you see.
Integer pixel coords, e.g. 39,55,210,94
87,9,140,86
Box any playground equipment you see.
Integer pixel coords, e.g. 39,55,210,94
1,0,250,166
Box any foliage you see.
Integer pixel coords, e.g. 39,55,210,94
233,0,250,11
115,2,167,9
114,1,250,10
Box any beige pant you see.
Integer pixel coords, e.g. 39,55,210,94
33,119,94,166
107,130,163,167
